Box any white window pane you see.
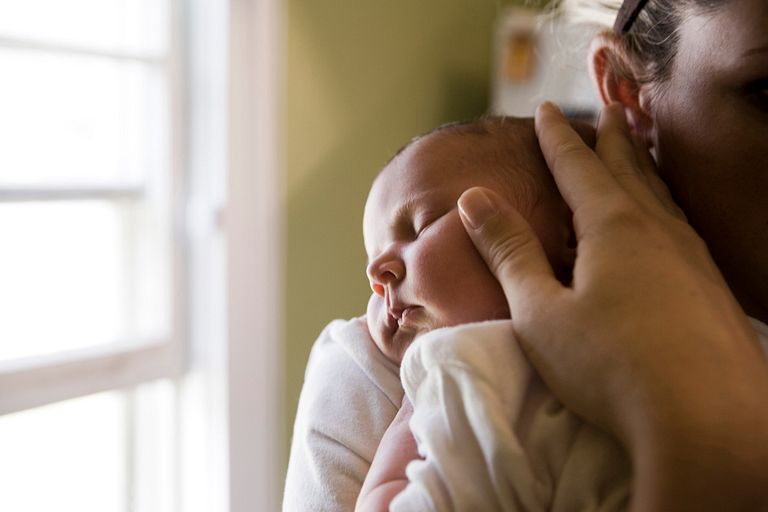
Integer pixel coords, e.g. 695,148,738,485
0,391,127,512
0,381,176,512
0,0,169,56
0,201,170,362
0,48,167,187
133,380,176,512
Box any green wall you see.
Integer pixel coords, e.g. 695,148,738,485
283,0,537,458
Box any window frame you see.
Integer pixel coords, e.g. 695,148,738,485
226,0,284,510
0,0,186,416
0,1,285,509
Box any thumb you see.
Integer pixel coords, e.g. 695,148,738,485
458,187,561,316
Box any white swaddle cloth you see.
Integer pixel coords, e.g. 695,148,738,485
392,318,768,511
284,316,768,511
394,319,630,512
284,317,403,512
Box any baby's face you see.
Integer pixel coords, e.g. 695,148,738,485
363,134,534,364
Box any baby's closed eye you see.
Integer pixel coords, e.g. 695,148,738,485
414,208,453,236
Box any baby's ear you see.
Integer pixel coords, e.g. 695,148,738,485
588,32,655,147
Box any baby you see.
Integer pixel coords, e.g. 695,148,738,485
356,117,630,511
363,117,574,366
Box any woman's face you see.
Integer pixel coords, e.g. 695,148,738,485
649,0,768,321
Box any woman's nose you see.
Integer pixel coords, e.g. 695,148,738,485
366,251,405,297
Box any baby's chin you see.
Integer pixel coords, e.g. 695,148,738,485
366,295,397,364
366,295,460,364
366,311,406,365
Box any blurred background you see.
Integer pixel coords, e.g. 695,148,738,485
0,0,598,510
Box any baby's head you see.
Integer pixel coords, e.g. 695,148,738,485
364,117,580,364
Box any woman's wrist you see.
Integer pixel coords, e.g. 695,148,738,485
631,422,768,511
622,364,768,512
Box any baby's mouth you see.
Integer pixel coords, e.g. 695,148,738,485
388,305,419,329
384,309,400,335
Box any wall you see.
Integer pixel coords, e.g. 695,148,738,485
283,0,537,458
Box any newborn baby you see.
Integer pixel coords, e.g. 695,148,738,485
364,117,574,365
357,117,631,511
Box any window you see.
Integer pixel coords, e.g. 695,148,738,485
1,1,192,511
0,1,283,510
0,0,180,404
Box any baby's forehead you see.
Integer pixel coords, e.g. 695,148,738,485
365,128,550,234
375,116,593,189
381,126,546,191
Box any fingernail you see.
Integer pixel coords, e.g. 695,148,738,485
540,101,562,115
458,188,497,230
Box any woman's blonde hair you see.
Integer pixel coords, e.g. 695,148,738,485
556,0,621,29
555,0,728,85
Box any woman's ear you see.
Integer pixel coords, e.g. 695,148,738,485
588,32,655,147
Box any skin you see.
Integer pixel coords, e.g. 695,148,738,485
363,135,510,365
358,127,573,510
363,130,571,364
355,396,416,512
649,0,768,322
457,1,768,508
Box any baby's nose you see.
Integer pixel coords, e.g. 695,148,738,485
370,282,385,297
366,253,405,296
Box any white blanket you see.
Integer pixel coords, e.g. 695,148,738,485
283,317,403,512
392,318,768,511
285,316,768,511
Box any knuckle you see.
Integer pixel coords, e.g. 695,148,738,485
551,140,590,166
486,228,536,277
605,159,644,181
598,200,649,231
669,204,688,222
675,223,708,251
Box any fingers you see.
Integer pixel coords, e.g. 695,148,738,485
629,134,687,220
458,187,561,318
538,101,685,224
534,102,626,225
629,132,658,183
595,103,669,215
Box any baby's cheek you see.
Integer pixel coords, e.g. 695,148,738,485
423,213,490,274
419,213,507,320
366,294,383,328
366,294,388,348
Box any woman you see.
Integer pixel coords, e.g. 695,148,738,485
285,0,768,510
458,0,768,509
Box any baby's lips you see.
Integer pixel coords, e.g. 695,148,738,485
384,307,399,336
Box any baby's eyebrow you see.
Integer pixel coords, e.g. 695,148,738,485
389,197,417,228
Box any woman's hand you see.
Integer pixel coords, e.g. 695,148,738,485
457,102,768,511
